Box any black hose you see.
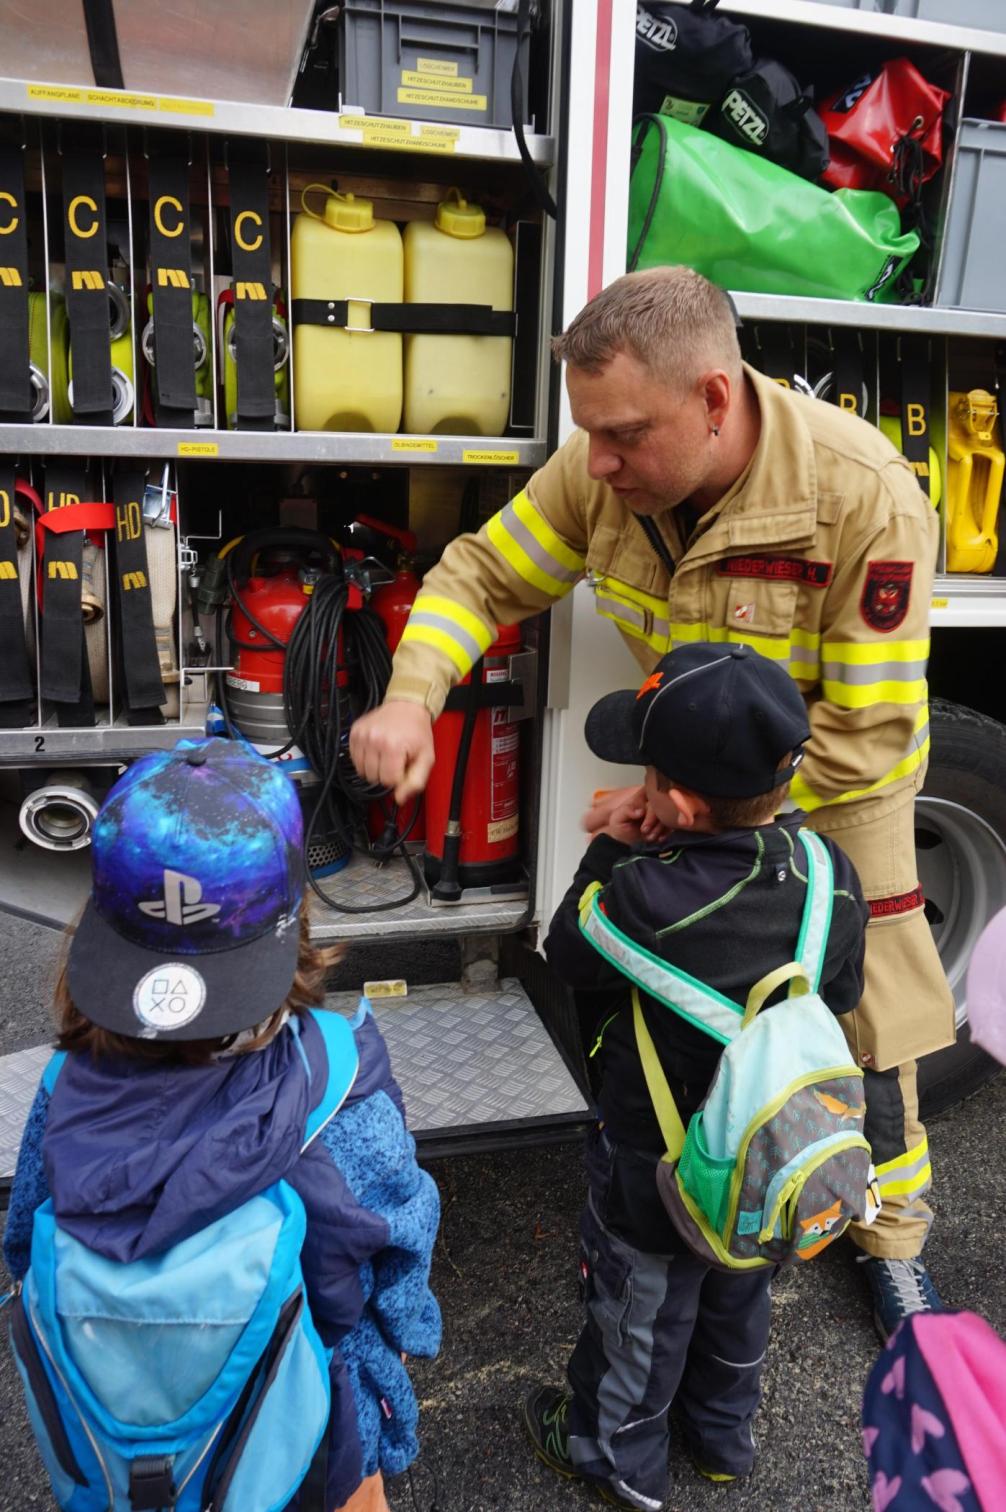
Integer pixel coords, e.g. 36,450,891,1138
430,660,482,902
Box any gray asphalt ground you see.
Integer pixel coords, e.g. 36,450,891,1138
2,908,1005,1512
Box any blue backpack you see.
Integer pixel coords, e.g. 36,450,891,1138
8,1009,358,1512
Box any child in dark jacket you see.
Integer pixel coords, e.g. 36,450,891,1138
523,642,870,1512
3,736,441,1512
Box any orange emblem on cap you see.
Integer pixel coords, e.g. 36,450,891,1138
637,672,663,700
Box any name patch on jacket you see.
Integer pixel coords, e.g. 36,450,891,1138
869,885,925,919
861,560,913,632
716,555,833,588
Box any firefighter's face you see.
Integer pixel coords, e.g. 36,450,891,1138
566,350,724,514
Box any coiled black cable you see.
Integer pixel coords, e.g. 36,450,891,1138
217,553,422,912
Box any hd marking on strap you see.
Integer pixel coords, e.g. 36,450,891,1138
147,135,198,425
40,461,95,725
111,465,167,722
0,458,35,724
61,136,114,424
0,141,33,420
228,144,276,431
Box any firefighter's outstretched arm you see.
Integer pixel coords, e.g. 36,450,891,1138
790,467,939,813
350,441,588,796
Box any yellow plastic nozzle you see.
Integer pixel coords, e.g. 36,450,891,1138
435,186,486,239
300,184,375,233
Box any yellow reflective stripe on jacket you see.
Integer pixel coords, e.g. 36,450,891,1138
594,584,669,651
874,1137,932,1199
669,620,821,680
399,592,497,677
820,639,930,710
791,706,930,813
486,490,585,598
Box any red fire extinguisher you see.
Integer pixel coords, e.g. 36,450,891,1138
366,525,426,849
423,621,522,899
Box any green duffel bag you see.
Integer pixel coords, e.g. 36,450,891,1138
628,113,920,303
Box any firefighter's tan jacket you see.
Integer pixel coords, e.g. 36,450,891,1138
388,363,939,818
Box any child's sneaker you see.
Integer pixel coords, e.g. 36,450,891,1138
693,1461,739,1485
521,1387,657,1510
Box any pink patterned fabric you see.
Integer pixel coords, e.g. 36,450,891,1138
914,1313,1006,1509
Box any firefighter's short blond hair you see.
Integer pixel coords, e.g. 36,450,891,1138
552,266,742,390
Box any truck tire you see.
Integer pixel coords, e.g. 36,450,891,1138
915,699,1006,1117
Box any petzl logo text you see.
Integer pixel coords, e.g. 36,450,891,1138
636,4,677,50
721,90,768,146
139,868,221,925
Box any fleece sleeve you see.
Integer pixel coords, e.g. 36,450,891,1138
2,1082,51,1281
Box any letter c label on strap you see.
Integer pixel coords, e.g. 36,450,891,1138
67,194,98,239
0,190,19,235
154,194,185,238
234,210,264,253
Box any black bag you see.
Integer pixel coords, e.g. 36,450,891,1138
707,58,830,181
634,0,753,123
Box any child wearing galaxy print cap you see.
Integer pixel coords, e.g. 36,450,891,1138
3,737,441,1512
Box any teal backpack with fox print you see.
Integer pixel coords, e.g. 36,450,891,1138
579,828,880,1270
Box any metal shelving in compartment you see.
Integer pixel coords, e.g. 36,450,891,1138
731,294,1006,340
0,76,557,166
0,423,548,468
712,0,1006,57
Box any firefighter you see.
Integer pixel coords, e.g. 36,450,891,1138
350,265,954,1341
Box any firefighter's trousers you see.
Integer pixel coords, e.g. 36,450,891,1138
808,786,955,1259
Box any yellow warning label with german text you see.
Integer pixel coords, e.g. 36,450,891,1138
177,441,219,458
338,114,459,153
417,58,458,77
402,70,473,94
488,815,519,843
463,449,520,466
397,86,487,112
392,438,439,452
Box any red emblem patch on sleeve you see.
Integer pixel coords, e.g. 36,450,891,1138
861,561,913,633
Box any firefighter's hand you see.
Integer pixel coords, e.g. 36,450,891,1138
349,700,435,804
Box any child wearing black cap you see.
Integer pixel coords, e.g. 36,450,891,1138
522,643,870,1511
3,737,441,1512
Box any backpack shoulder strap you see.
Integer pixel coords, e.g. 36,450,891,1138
632,988,686,1162
579,888,745,1046
795,829,834,992
299,1010,359,1150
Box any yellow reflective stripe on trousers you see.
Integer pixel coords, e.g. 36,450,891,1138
486,491,585,598
791,705,930,813
399,592,496,677
875,1137,932,1199
821,640,930,710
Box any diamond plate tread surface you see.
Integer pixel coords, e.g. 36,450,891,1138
310,853,528,942
1,1044,52,1181
327,977,588,1132
0,981,586,1178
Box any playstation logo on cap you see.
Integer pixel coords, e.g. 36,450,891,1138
138,868,221,926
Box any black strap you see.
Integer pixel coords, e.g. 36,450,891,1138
110,465,166,722
637,514,676,580
0,459,35,723
292,297,516,337
832,329,865,418
82,0,125,89
61,139,114,425
751,326,798,389
227,145,277,431
128,1455,176,1511
512,0,557,219
627,116,666,273
147,137,197,426
0,143,34,421
40,460,95,725
297,1424,330,1512
898,336,932,500
444,679,521,711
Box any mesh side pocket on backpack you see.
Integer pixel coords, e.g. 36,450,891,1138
677,1113,735,1235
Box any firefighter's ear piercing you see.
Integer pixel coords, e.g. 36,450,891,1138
711,425,720,437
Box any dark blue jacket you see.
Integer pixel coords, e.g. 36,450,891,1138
4,1002,441,1508
546,814,869,1152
